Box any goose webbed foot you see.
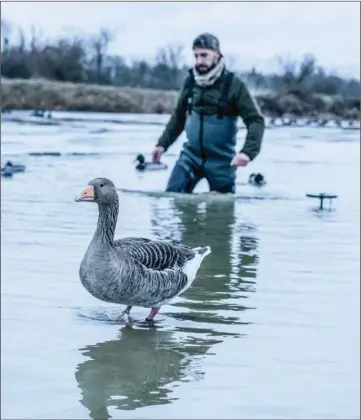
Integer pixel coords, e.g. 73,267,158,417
146,306,160,322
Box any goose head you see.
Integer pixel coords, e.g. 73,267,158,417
75,177,118,205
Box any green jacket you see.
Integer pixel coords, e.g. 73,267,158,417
157,68,265,161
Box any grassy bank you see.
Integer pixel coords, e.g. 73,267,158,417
1,77,360,121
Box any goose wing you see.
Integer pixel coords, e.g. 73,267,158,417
114,237,196,270
115,254,190,307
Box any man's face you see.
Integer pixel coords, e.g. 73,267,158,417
194,47,220,74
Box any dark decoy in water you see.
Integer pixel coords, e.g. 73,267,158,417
31,109,52,119
1,166,14,177
75,177,211,322
248,173,266,186
1,161,26,177
134,154,168,171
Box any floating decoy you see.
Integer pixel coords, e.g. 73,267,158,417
31,109,52,118
75,177,211,322
134,154,168,171
248,172,266,186
1,166,14,177
1,161,26,177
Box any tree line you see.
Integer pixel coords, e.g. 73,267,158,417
1,20,359,99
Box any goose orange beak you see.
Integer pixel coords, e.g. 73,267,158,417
75,185,95,202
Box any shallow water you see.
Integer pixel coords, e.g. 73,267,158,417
1,111,360,419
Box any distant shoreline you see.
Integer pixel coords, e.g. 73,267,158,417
1,77,360,122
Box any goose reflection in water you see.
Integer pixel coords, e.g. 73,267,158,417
75,198,260,419
75,325,223,419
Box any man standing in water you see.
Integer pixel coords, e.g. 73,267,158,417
151,33,265,194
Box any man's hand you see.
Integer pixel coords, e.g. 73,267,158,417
152,146,165,163
230,152,250,167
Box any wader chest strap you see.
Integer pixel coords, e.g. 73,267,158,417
185,69,195,115
217,72,233,119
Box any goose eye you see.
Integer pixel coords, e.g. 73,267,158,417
100,183,104,188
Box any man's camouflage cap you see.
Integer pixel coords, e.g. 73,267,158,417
192,33,222,55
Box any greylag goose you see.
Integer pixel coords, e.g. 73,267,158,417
75,177,211,322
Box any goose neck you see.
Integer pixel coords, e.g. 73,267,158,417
94,201,118,245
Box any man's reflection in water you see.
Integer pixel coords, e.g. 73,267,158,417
150,197,259,323
75,197,260,419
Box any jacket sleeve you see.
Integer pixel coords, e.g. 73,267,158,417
156,76,190,152
235,79,265,161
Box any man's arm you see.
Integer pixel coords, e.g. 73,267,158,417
156,76,190,152
235,79,265,161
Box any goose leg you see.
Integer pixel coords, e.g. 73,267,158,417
146,307,160,322
120,305,132,318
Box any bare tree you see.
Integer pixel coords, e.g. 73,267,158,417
154,44,185,89
297,54,316,84
89,28,116,83
1,19,11,50
277,53,317,95
156,44,184,69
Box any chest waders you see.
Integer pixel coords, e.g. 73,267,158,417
166,70,238,194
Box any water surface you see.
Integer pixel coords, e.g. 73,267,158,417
1,111,360,419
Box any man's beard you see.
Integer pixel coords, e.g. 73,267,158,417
195,61,217,75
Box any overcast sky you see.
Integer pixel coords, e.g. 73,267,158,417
1,1,360,78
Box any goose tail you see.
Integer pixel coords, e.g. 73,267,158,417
192,245,211,257
180,245,211,289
